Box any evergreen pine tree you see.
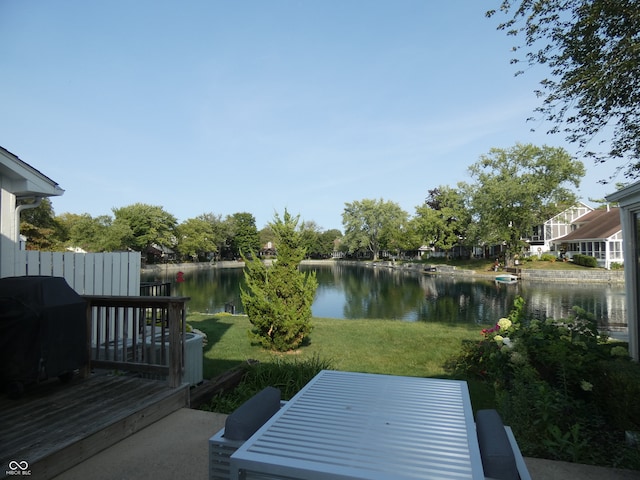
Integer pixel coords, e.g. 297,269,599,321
241,210,318,351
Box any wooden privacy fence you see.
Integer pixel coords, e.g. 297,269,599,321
82,295,189,388
13,251,141,295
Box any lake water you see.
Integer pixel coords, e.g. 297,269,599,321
143,263,627,336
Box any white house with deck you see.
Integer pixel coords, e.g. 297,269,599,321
550,207,623,270
0,146,140,294
527,202,594,254
0,146,64,277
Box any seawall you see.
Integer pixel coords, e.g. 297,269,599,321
141,259,624,284
354,260,625,284
519,269,624,284
142,261,246,277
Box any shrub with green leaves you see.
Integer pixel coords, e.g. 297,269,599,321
202,355,333,414
448,296,525,385
447,298,640,468
573,254,598,267
241,210,318,351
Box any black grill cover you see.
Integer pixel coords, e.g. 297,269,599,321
0,276,87,387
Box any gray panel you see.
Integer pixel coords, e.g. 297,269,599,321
231,370,484,480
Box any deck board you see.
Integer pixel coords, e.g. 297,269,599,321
0,372,188,479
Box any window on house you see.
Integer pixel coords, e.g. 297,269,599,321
610,241,622,259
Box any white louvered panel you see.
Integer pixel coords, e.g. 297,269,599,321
230,370,484,480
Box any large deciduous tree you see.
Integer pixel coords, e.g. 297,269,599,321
197,213,229,260
58,213,133,252
241,210,318,351
298,220,323,258
297,223,344,259
227,212,261,259
19,198,64,250
318,229,343,258
413,186,470,259
464,143,585,265
341,198,408,260
112,203,178,253
488,1,640,180
176,217,217,261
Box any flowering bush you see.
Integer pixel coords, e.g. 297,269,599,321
446,297,524,386
447,297,640,468
483,317,515,344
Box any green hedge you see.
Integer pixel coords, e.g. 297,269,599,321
573,254,598,267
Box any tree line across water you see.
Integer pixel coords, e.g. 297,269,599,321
20,143,598,265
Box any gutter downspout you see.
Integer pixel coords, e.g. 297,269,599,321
15,197,43,244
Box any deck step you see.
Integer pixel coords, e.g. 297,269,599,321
1,374,189,479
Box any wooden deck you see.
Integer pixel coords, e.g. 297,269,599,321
0,372,189,479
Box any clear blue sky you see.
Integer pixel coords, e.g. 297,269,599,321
0,1,615,231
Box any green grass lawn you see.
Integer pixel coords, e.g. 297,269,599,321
188,313,497,410
186,260,609,414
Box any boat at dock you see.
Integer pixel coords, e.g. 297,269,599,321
495,274,518,284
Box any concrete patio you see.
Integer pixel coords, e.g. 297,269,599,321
53,408,640,480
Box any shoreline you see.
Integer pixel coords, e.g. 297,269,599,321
141,259,624,284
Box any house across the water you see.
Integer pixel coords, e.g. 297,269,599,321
551,207,623,270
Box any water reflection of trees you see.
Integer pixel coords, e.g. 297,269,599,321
414,276,520,324
307,265,522,323
520,283,627,332
337,266,425,320
143,264,626,332
302,265,626,330
145,268,247,314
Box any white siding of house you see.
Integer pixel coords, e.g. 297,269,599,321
562,231,623,269
0,188,18,278
532,204,593,251
606,183,640,361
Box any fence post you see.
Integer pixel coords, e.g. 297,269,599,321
167,300,185,387
81,299,93,379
